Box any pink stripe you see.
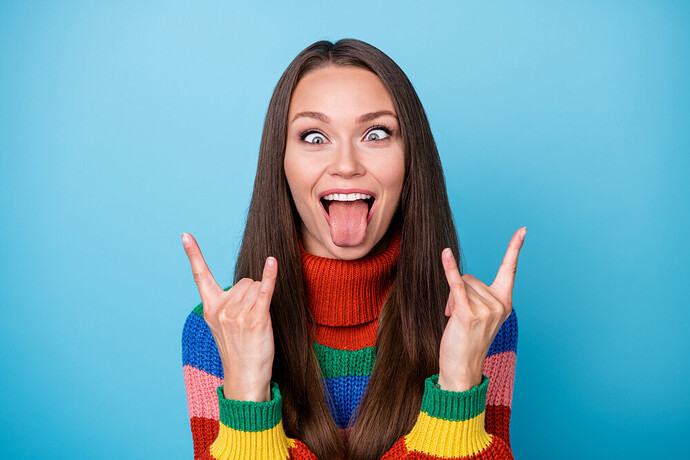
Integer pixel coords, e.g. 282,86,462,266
482,351,516,407
183,364,222,420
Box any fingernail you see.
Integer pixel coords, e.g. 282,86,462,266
520,228,527,241
266,257,276,268
443,248,452,260
181,233,190,246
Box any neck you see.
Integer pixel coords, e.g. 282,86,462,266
299,227,401,327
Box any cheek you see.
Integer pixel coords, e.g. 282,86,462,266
284,149,316,206
377,154,405,195
284,149,303,190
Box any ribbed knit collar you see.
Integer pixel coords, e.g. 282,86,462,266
298,228,401,327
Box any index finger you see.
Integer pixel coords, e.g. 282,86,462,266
491,227,526,295
254,256,278,313
182,233,222,302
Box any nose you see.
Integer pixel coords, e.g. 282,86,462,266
328,141,364,178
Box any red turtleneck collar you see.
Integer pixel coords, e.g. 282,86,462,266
298,228,401,348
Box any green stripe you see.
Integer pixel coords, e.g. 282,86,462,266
313,341,375,379
191,285,232,318
420,374,489,422
216,381,282,432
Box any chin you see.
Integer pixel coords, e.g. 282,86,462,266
330,244,374,260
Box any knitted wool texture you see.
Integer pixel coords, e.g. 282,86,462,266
182,229,518,459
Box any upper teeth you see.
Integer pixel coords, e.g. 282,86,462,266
322,193,372,201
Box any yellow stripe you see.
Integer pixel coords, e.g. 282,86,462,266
404,410,493,458
210,420,297,459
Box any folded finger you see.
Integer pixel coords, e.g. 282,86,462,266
241,281,261,310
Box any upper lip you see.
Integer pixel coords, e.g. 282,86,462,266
318,188,377,200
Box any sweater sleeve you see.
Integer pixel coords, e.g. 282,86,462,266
182,300,317,459
184,297,518,459
381,308,518,459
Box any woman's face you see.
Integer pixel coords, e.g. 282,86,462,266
284,65,405,260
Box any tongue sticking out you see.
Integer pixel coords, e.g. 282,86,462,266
327,200,369,247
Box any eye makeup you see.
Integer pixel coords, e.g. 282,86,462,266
298,124,395,144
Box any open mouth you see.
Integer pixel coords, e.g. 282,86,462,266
321,194,375,214
318,191,377,245
320,192,375,221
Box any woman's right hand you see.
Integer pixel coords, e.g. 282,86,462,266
182,232,277,402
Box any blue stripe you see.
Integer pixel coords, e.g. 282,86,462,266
181,307,224,379
323,375,370,428
488,308,518,356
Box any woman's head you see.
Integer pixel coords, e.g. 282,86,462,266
235,39,462,459
252,38,453,260
285,65,405,260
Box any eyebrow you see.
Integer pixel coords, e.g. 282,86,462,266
290,110,398,124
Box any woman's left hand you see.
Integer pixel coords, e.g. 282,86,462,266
438,227,526,392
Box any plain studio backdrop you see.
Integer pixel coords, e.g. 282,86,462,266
1,1,688,458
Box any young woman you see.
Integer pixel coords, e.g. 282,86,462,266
181,38,523,460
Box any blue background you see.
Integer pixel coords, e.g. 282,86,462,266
1,1,688,458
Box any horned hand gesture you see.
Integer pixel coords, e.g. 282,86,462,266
438,227,526,392
182,233,277,402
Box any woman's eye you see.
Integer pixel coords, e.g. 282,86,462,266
365,127,391,142
301,131,327,144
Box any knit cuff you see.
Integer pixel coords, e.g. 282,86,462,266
422,373,489,421
402,374,494,458
216,381,282,431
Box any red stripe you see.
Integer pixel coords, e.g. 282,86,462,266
382,435,513,459
288,439,319,459
190,416,219,459
308,320,378,349
485,404,512,449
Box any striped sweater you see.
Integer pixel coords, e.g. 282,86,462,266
182,230,518,459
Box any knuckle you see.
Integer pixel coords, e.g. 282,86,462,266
451,280,465,290
217,308,231,323
467,313,482,325
234,314,248,327
489,299,504,312
221,311,245,328
476,308,491,322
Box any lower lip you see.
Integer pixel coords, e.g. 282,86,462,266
320,199,377,225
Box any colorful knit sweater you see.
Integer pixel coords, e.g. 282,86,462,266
182,230,518,459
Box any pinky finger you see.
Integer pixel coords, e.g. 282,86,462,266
254,256,278,314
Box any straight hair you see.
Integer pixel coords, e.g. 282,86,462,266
233,39,463,459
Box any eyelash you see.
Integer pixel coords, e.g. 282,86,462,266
298,124,394,143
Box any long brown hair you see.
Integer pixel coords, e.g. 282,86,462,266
233,39,463,460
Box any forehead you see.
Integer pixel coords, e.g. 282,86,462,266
288,66,396,119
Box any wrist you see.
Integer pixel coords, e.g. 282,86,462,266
222,380,272,402
437,370,483,392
